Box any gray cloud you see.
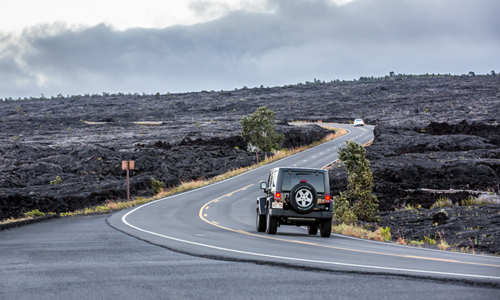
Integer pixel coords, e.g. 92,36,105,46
1,0,499,98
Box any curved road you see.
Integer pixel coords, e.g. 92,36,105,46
2,123,500,299
109,123,500,283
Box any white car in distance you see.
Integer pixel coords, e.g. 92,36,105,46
353,119,365,126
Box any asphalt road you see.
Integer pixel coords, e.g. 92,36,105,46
2,123,500,299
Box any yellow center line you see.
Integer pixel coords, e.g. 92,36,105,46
198,186,500,269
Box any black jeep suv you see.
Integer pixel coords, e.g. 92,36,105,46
256,167,333,237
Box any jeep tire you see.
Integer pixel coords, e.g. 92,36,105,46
256,212,266,232
319,218,332,238
289,183,317,214
308,223,318,235
266,212,278,234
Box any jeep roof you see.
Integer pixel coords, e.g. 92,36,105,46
271,167,327,173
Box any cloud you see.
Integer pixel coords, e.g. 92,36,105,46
1,0,499,98
188,0,271,18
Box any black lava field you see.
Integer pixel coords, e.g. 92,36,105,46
1,74,499,253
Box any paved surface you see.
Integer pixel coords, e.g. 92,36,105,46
1,215,499,299
2,123,500,299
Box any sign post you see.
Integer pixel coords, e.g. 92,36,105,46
122,160,135,201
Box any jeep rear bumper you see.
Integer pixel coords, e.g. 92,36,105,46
269,208,333,220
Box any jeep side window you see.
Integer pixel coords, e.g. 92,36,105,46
271,171,278,191
266,172,274,193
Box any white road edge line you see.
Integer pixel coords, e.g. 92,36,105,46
122,206,500,280
120,124,500,281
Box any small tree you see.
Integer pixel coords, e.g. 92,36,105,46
241,106,284,162
337,141,379,222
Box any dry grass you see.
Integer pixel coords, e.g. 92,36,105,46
332,223,391,242
460,196,495,206
409,240,425,247
2,123,348,224
436,231,450,251
0,211,57,226
290,121,348,139
363,139,374,147
402,203,422,211
430,197,453,209
438,239,450,250
0,216,33,225
396,236,407,245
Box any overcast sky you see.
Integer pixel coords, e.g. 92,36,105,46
1,0,499,98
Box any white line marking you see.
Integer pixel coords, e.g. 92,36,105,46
122,206,500,280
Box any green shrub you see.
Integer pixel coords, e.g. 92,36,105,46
50,176,63,185
410,240,424,247
460,196,474,206
16,105,25,116
337,141,379,222
424,236,437,245
334,193,357,225
151,177,165,194
59,212,76,217
405,204,421,210
379,226,391,241
431,197,452,209
24,209,45,218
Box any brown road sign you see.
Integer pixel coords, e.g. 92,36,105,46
122,160,135,202
122,160,135,170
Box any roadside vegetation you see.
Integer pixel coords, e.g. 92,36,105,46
334,141,379,224
241,106,284,162
1,115,347,226
429,195,495,209
332,223,391,242
0,209,57,226
332,141,391,242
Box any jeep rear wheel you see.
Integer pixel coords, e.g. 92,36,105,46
256,213,266,232
266,212,278,234
319,218,332,238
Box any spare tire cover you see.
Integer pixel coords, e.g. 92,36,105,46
289,183,317,214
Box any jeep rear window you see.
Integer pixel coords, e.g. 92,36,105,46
281,171,325,193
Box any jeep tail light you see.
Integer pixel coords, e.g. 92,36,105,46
274,192,281,202
300,179,307,183
325,194,331,203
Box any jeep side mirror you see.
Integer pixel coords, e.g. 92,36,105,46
260,182,267,190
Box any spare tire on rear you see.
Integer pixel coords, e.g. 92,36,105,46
289,183,317,214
